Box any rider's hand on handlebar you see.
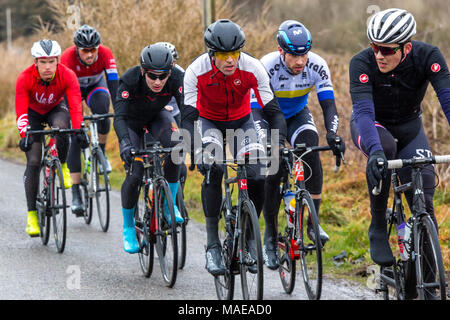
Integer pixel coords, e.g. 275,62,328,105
19,135,33,152
326,132,346,156
367,150,387,187
76,131,90,149
119,138,135,167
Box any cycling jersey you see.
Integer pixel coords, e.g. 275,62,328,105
60,45,119,88
251,51,335,119
113,65,184,143
350,40,450,155
184,52,275,121
15,63,83,137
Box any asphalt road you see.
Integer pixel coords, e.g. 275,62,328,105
0,157,380,300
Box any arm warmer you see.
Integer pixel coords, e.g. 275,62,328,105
319,99,339,134
353,99,383,155
437,88,450,125
262,97,287,146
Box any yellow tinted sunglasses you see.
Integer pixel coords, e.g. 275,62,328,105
214,50,241,60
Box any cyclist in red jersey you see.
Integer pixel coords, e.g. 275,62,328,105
182,19,287,275
61,25,119,216
15,39,86,236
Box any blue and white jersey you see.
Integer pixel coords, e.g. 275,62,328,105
251,51,334,119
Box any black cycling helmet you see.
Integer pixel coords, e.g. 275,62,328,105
140,44,173,72
74,25,101,48
204,19,245,52
277,20,312,55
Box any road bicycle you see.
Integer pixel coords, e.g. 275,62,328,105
277,142,344,300
80,113,114,232
373,155,450,300
209,152,265,300
133,140,180,287
26,126,86,253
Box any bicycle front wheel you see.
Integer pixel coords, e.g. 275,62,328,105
92,149,110,232
154,179,178,287
278,233,296,294
297,193,322,300
176,187,187,270
214,200,235,300
415,215,447,300
51,161,67,253
239,199,263,300
135,182,154,278
37,164,50,245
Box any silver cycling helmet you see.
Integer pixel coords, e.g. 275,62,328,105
367,8,416,44
154,42,178,60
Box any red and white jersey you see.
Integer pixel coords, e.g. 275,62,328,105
15,64,83,137
60,45,118,88
184,52,274,121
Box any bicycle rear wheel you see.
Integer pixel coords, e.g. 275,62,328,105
415,215,447,300
239,199,263,300
135,182,154,278
176,188,187,270
278,233,296,294
37,164,50,245
154,179,178,287
214,201,235,300
297,192,322,300
92,149,110,232
51,161,67,253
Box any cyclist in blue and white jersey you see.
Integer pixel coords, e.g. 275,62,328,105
251,20,345,269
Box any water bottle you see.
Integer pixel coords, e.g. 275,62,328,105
397,222,409,261
403,218,412,258
283,191,295,228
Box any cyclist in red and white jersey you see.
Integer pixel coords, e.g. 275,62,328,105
61,25,119,215
182,19,287,275
15,39,86,236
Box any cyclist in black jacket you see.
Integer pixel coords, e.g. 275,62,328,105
114,44,184,253
349,9,450,270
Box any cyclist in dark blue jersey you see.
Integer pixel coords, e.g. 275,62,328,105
349,8,450,271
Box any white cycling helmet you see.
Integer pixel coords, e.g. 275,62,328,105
154,42,178,60
31,39,62,58
367,8,416,44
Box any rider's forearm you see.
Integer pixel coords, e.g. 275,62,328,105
106,79,119,107
262,98,287,146
353,99,383,155
437,87,450,125
319,99,339,134
180,104,199,151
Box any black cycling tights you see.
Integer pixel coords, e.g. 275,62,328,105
24,111,70,211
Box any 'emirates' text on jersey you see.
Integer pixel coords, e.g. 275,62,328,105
251,51,334,119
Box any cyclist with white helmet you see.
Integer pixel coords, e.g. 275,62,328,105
349,9,450,297
15,39,86,236
250,20,345,269
61,25,119,216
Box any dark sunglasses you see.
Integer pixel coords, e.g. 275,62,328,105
145,71,170,80
371,43,402,56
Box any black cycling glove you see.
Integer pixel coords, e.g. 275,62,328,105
19,135,33,152
119,138,134,167
326,132,345,156
76,131,90,149
366,150,388,187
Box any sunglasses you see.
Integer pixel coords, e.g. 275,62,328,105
80,47,98,54
371,43,402,56
214,50,240,60
145,71,170,80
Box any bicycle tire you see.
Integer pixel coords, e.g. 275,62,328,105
135,182,154,278
415,215,447,300
278,233,296,294
37,164,51,245
214,200,235,300
239,199,264,300
154,178,178,287
176,188,187,270
80,179,92,224
93,149,110,232
51,160,67,253
297,192,322,300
